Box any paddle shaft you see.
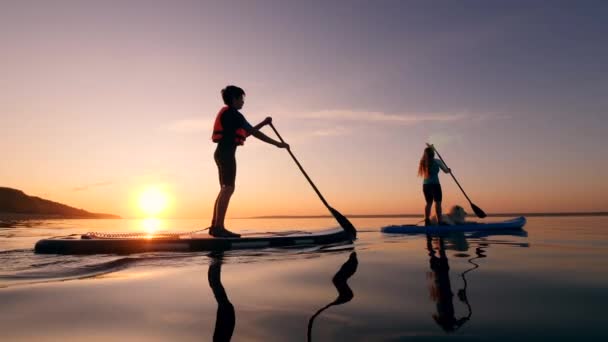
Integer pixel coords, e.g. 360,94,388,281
270,123,331,209
427,144,474,205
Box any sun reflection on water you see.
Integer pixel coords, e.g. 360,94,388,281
142,217,162,236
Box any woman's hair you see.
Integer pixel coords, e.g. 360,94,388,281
221,85,245,105
418,147,435,178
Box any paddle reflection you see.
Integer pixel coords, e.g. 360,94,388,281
425,232,528,333
207,250,358,342
207,252,235,342
308,252,358,342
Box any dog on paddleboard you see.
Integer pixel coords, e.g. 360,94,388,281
431,205,468,225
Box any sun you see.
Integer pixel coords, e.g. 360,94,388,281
138,187,169,216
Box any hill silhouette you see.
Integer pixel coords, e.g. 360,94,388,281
0,187,119,219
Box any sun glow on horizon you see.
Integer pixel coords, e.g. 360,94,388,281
142,217,162,235
138,187,169,217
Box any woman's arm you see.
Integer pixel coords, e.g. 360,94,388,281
437,159,451,173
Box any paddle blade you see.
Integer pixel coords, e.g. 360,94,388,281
471,203,487,218
329,207,357,239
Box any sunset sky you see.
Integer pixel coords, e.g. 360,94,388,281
1,1,607,219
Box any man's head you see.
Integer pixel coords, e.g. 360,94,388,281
221,85,245,109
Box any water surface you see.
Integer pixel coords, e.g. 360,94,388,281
1,216,607,340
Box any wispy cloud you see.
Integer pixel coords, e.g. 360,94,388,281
73,181,114,192
299,110,469,124
427,133,463,147
470,113,513,122
167,119,212,133
311,126,352,137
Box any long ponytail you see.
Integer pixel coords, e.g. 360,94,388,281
417,147,435,178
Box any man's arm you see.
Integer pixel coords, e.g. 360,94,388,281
247,116,289,148
250,129,288,148
251,117,272,132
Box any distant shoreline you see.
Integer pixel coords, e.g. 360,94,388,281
0,212,121,220
245,212,608,219
0,187,120,220
1,212,606,221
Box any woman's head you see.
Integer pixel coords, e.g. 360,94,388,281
418,146,435,178
424,147,435,159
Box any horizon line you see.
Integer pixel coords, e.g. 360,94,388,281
2,211,607,221
241,211,608,219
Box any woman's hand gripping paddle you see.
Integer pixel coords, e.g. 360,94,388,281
426,143,487,218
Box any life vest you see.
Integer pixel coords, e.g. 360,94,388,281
211,106,248,145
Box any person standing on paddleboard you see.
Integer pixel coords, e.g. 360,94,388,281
210,85,289,238
418,146,451,226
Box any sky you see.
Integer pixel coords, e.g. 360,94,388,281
1,0,607,218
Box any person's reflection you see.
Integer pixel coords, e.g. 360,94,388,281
308,252,358,342
426,235,479,332
208,252,235,342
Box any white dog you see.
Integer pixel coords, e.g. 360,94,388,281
431,205,468,225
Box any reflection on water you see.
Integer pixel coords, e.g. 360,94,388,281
308,252,358,342
426,236,472,332
207,250,358,342
208,252,236,342
425,231,529,334
142,218,162,235
1,217,608,340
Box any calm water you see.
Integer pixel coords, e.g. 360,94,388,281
1,216,607,341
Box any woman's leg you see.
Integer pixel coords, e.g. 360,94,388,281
434,184,444,224
423,184,433,225
435,201,443,223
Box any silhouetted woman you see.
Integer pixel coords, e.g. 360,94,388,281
418,146,450,226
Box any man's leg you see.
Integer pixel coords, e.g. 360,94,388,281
210,185,240,238
213,185,234,229
211,147,240,237
211,191,221,227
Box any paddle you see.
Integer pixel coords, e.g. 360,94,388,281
426,143,487,218
269,122,357,238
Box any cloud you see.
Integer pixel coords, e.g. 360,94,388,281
299,110,469,124
312,127,352,137
426,133,464,147
167,118,212,133
470,113,513,122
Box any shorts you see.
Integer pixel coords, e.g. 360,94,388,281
423,183,442,203
214,144,237,187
